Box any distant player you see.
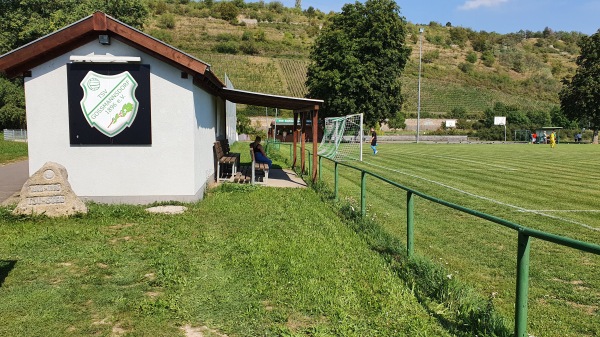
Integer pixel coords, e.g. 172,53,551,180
549,130,556,148
370,128,378,154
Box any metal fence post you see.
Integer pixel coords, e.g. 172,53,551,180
307,150,311,176
318,156,322,182
361,171,366,217
334,162,339,202
515,231,531,337
407,191,414,257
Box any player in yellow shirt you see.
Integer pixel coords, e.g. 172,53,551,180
549,131,556,148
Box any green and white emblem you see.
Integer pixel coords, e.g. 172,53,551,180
80,71,139,137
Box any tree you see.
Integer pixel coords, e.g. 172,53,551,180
483,102,528,127
559,29,600,144
213,1,239,21
386,113,406,130
306,0,410,127
0,0,150,129
0,76,26,129
0,0,149,54
448,107,467,119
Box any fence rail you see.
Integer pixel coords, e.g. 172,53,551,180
283,145,600,337
3,129,28,141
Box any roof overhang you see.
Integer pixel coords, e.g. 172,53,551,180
0,12,223,91
0,11,323,113
221,87,322,112
537,127,564,130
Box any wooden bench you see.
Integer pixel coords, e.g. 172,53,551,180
221,139,233,155
214,141,239,180
249,148,269,184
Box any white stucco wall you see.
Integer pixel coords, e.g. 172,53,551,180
24,39,220,203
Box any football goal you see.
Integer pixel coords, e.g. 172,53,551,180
318,113,364,161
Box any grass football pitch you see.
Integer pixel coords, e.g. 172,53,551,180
315,142,600,337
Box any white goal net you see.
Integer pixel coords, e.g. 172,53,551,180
318,113,364,161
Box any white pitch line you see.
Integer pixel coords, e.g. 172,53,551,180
363,161,600,232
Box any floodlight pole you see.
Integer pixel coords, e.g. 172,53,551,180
417,27,424,143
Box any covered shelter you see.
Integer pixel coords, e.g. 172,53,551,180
220,88,323,179
0,11,323,203
269,118,323,143
535,127,563,144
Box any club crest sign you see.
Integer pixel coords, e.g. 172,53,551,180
79,71,139,137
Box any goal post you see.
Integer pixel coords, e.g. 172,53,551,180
318,113,364,162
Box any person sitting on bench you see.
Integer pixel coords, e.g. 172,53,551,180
250,136,272,169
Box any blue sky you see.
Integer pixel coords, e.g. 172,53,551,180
254,0,600,35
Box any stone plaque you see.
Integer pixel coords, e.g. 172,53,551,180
13,162,88,217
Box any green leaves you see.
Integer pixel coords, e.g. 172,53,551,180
0,0,149,55
0,77,25,129
560,30,600,136
306,0,410,127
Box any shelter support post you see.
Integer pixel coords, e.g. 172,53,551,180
312,107,319,182
292,112,298,169
301,113,306,174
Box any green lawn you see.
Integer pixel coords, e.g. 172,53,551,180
2,140,597,336
312,142,600,337
0,135,28,164
0,186,451,336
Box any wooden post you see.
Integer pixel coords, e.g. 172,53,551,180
301,112,306,174
312,107,319,183
292,112,298,169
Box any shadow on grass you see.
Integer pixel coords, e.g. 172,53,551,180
0,260,17,287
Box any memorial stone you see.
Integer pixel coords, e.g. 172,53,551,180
13,162,88,217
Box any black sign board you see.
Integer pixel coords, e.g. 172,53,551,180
67,63,151,145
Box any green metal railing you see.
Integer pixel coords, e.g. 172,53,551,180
315,155,600,337
265,140,294,164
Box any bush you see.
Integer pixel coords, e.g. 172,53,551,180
216,33,239,42
481,50,495,67
448,107,467,119
213,41,239,54
213,2,239,21
241,30,253,41
240,41,260,55
147,29,173,44
456,118,473,130
236,114,254,135
158,13,176,29
422,50,440,63
255,29,266,42
466,51,477,63
426,34,445,46
448,27,469,47
458,62,473,73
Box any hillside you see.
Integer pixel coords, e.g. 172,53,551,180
142,3,581,118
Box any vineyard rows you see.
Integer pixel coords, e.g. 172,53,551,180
277,59,309,98
190,52,557,115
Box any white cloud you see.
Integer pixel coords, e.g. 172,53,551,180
459,0,509,10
